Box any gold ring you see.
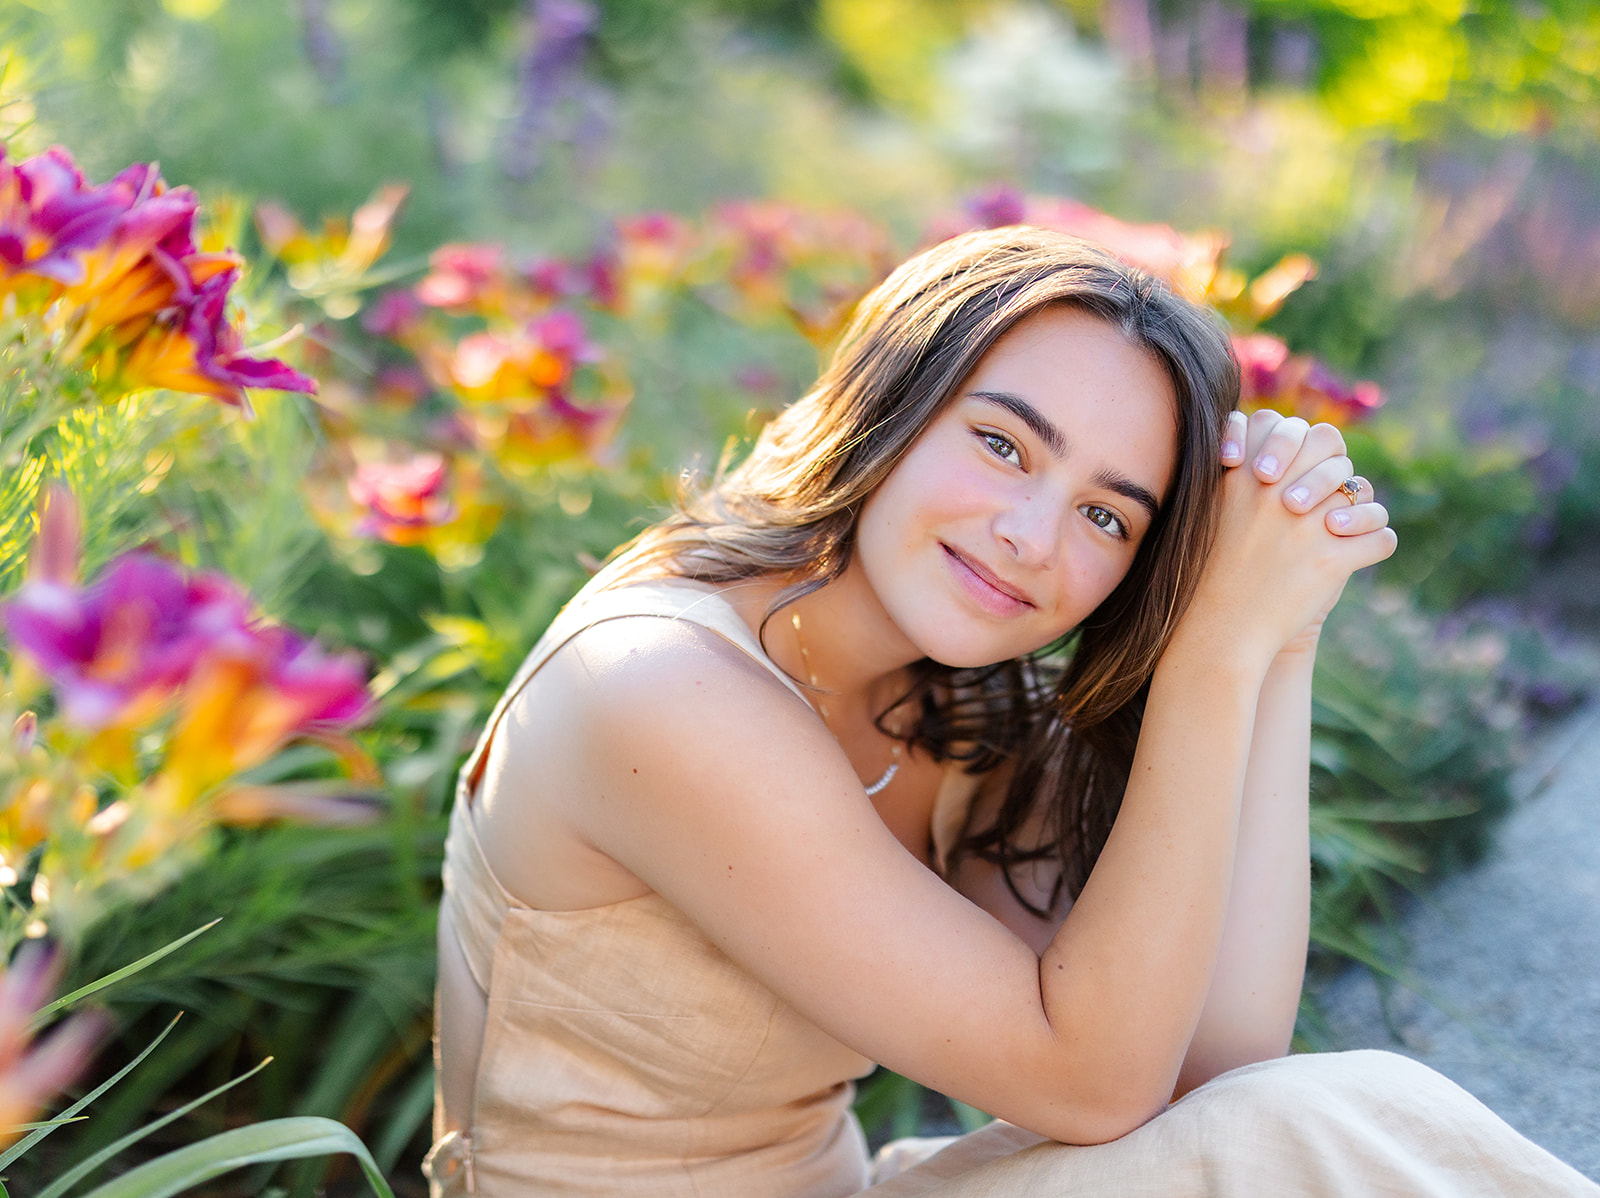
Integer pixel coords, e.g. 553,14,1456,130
1338,477,1362,505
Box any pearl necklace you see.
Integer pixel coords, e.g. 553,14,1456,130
790,609,902,797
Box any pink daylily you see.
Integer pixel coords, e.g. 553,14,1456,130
0,944,105,1148
1233,333,1384,425
415,243,508,312
117,268,316,413
0,145,318,408
1,552,255,731
153,624,371,806
348,452,458,544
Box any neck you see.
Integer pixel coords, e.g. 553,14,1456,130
719,560,924,717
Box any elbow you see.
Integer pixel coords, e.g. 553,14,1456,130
1027,1081,1173,1147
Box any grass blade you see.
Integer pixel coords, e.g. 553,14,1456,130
35,1058,274,1198
71,1117,395,1198
29,923,220,1033
0,1016,181,1170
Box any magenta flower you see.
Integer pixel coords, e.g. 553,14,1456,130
0,147,122,290
362,289,426,340
348,453,458,545
1232,333,1384,426
415,244,507,311
1233,333,1291,401
258,627,371,725
1,145,318,409
118,267,317,413
1,553,255,730
966,184,1028,229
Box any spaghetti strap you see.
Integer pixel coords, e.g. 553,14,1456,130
455,577,810,809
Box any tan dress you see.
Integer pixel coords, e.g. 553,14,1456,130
429,577,1600,1198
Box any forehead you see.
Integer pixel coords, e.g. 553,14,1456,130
961,305,1181,495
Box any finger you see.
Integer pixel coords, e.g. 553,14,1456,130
1251,415,1310,483
1325,498,1388,537
1280,421,1348,481
1282,456,1356,513
1336,524,1398,570
1219,411,1248,467
1242,407,1286,463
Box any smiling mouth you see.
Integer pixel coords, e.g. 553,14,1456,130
940,544,1035,614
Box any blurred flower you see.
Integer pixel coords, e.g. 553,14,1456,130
115,267,316,414
1008,195,1229,302
502,0,606,182
0,944,104,1148
446,310,601,404
415,243,510,316
255,184,408,318
605,212,697,313
348,452,458,545
966,183,1028,229
372,364,431,406
152,625,370,806
1234,333,1384,425
362,289,426,342
948,188,1324,325
2,551,254,733
701,201,893,342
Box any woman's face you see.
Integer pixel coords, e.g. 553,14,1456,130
855,305,1180,669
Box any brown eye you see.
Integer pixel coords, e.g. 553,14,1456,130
979,431,1021,466
1081,505,1129,541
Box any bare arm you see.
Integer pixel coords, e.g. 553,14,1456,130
1173,646,1313,1094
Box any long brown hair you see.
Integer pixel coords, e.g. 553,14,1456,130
616,225,1240,909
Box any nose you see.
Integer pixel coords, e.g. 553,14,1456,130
992,492,1062,569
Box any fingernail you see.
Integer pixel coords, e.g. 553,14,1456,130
1329,509,1351,530
1221,439,1241,461
1287,486,1310,507
1256,455,1279,478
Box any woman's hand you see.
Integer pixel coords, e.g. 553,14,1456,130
1221,409,1386,539
1186,408,1396,673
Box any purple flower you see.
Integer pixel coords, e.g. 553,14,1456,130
966,184,1028,229
1,553,254,731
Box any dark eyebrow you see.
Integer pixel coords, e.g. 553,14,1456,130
968,389,1163,524
1092,469,1162,525
968,390,1069,458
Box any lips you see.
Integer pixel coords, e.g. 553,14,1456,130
940,543,1035,616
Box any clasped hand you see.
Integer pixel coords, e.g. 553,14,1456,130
1184,408,1398,669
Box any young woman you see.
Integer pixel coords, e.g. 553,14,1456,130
427,228,1599,1197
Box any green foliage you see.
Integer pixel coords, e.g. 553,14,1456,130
72,1118,394,1198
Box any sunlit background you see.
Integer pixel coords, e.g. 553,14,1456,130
2,0,1598,1191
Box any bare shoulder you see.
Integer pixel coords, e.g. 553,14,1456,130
473,612,814,908
515,611,812,752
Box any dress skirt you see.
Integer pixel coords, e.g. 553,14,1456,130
862,1050,1599,1196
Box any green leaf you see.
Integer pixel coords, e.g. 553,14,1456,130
35,1058,274,1198
0,1015,181,1170
0,1118,86,1133
29,922,220,1033
71,1117,395,1198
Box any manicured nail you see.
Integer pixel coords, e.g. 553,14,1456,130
1287,485,1310,507
1256,455,1279,478
1329,509,1351,530
1221,439,1241,461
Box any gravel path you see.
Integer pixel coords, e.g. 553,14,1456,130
1315,702,1600,1181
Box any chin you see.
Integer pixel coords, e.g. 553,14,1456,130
907,616,1054,671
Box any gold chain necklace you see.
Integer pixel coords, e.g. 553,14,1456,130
790,609,902,797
